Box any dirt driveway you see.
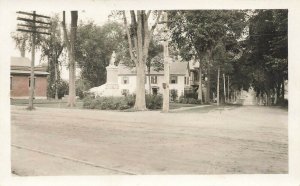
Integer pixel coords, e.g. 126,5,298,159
11,105,288,175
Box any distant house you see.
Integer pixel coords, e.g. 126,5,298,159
10,57,49,99
117,59,202,99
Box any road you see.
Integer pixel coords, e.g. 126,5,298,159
11,105,288,175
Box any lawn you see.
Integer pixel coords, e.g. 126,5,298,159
11,99,199,111
11,99,83,109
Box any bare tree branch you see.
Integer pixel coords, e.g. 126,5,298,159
61,11,71,53
122,11,137,65
149,11,162,38
146,10,151,20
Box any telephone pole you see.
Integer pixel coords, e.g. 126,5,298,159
162,11,170,113
16,11,51,110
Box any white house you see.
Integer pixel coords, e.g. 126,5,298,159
89,55,204,100
117,61,192,98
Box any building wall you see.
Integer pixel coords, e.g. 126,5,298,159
11,75,48,99
118,74,185,98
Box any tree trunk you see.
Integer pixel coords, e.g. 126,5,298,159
227,75,230,103
197,61,202,103
281,79,285,100
134,63,147,110
66,11,78,107
217,66,220,106
206,51,211,103
148,66,151,94
123,10,162,111
54,61,58,100
223,73,226,103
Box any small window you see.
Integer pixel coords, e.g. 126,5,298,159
185,77,189,85
170,76,178,84
151,76,157,84
122,76,129,84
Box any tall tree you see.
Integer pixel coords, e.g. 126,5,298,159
122,10,162,110
62,11,78,107
169,10,247,104
75,21,126,88
242,9,288,105
40,15,65,99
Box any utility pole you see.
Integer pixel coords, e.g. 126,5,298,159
162,11,170,113
16,11,51,110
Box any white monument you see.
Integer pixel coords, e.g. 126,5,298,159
89,51,122,97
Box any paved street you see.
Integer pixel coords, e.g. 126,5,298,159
11,105,288,175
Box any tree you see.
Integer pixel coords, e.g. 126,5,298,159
40,15,65,99
75,21,126,88
146,39,163,94
169,10,247,104
62,11,78,107
122,10,162,110
241,9,288,105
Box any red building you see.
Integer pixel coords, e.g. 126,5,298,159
10,57,49,99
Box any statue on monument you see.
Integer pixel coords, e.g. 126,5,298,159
109,51,116,66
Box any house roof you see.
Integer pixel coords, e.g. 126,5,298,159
11,70,49,75
118,62,188,76
10,57,49,75
11,57,31,67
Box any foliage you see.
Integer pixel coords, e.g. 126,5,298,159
122,10,162,110
239,9,288,102
76,79,92,99
178,96,201,104
145,94,163,109
82,94,163,110
83,96,131,110
168,10,248,102
75,21,126,88
170,89,178,101
56,80,69,99
40,15,65,99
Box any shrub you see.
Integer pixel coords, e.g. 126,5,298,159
170,89,178,102
83,93,163,110
146,94,163,109
179,96,201,104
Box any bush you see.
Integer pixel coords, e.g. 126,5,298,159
82,93,163,110
146,94,163,109
76,79,91,100
83,96,131,110
179,96,201,104
170,89,178,102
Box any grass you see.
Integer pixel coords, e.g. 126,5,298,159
178,104,242,113
169,102,200,110
11,99,84,109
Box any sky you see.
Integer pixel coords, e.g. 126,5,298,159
10,10,114,80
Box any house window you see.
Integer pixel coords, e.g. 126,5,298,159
170,76,178,84
151,76,157,84
184,77,189,85
28,77,36,88
122,76,129,84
